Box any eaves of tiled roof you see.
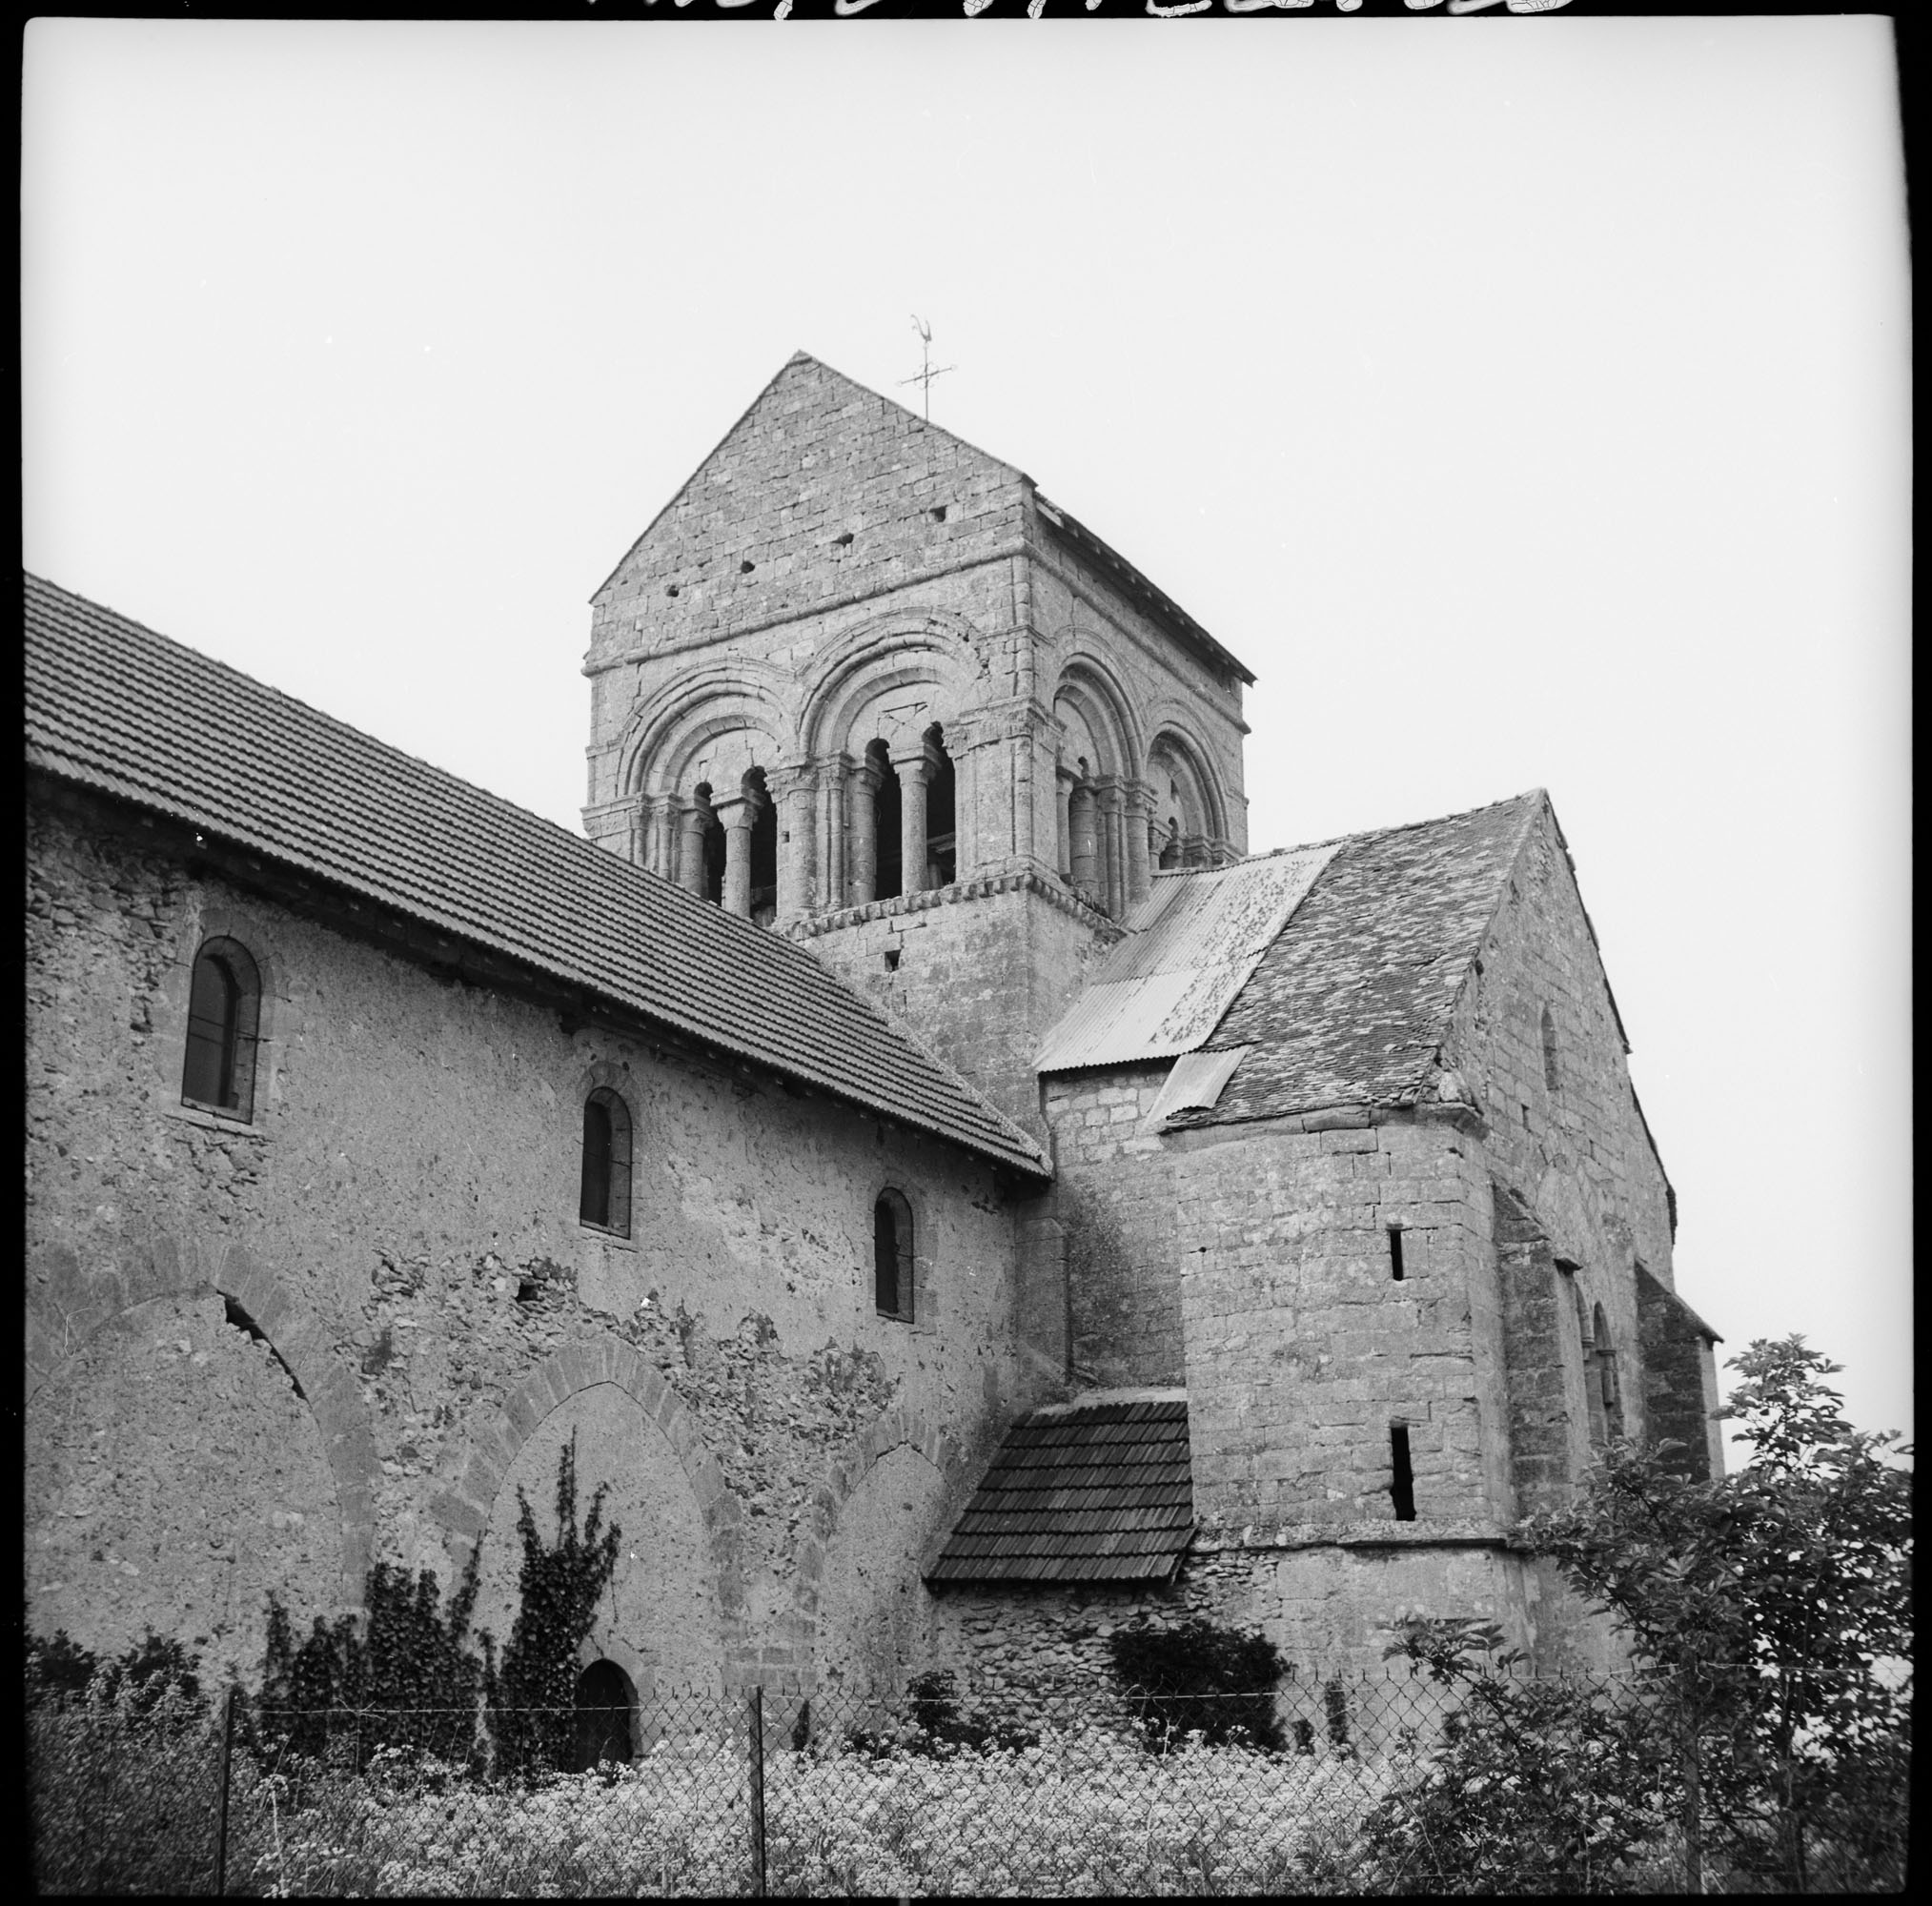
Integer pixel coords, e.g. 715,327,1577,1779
927,1392,1193,1586
1163,793,1545,1131
23,573,1049,1185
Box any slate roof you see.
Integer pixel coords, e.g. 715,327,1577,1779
1164,793,1545,1130
926,1393,1194,1585
23,573,1049,1183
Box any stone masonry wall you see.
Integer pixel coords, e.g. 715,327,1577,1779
1444,800,1704,1472
26,789,1031,1690
796,876,1119,1149
1169,1112,1512,1533
1041,1065,1185,1389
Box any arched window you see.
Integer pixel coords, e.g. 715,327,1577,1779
181,936,261,1121
873,1188,914,1322
1541,1004,1560,1095
580,1088,634,1236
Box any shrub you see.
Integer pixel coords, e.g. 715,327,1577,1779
1108,1616,1287,1754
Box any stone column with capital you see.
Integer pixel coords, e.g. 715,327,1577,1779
893,748,929,896
1125,781,1155,908
1097,779,1126,920
768,763,815,923
1068,782,1099,902
677,801,709,896
1054,768,1077,881
847,761,881,905
713,795,757,917
816,757,849,911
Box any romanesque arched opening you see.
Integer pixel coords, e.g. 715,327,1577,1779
571,1659,636,1771
866,740,904,902
922,724,956,889
742,766,779,924
690,783,726,904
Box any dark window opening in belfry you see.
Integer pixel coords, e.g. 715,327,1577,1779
571,1660,634,1771
693,783,726,904
869,740,904,901
743,765,779,924
580,1088,634,1236
924,723,956,888
874,1187,913,1321
182,936,261,1121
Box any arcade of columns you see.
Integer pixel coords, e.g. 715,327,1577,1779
627,719,1222,924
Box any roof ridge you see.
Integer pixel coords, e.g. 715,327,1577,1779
25,572,1048,1180
1235,788,1548,863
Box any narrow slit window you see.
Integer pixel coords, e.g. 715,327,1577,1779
579,1088,634,1237
181,936,261,1122
1390,1425,1416,1520
873,1188,914,1322
1388,1226,1406,1282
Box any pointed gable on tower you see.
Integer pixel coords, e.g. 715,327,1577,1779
589,352,1030,663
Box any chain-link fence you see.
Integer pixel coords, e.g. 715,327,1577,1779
28,1665,1909,1895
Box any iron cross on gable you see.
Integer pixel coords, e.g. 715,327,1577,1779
900,315,954,422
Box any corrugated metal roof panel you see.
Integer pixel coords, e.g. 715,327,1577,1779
1146,1046,1250,1125
1035,847,1337,1072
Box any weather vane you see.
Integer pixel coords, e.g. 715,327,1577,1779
900,315,954,422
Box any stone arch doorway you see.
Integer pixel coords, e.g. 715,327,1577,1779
571,1659,636,1770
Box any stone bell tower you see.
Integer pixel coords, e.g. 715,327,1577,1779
580,352,1254,1140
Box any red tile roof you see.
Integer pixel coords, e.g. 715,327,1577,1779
23,572,1049,1184
927,1394,1193,1585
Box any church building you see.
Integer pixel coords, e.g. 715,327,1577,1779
25,353,1722,1713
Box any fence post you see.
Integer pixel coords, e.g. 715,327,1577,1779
747,1685,767,1897
214,1685,237,1896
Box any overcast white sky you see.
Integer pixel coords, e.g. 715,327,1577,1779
23,17,1910,1452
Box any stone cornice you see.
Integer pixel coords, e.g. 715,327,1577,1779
784,867,1126,943
1190,1517,1517,1555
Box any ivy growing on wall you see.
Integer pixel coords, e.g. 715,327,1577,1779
261,1553,486,1767
482,1432,622,1778
255,1432,621,1779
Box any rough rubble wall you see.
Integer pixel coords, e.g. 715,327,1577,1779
1169,1115,1509,1531
473,1382,723,1696
25,1288,342,1684
26,794,1027,1691
1041,1066,1185,1388
810,1442,955,1695
923,1537,1569,1727
799,878,1118,1148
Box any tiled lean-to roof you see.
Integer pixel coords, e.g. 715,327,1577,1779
23,573,1048,1183
927,1393,1194,1585
1155,795,1547,1132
